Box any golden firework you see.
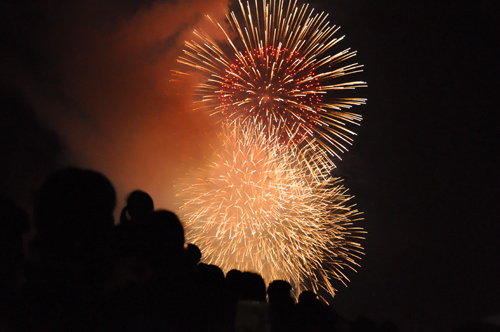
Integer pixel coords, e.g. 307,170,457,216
177,121,365,297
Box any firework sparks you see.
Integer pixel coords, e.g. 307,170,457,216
174,0,366,158
177,121,364,297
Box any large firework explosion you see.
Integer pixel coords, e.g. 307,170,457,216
177,121,365,297
174,0,366,157
174,0,367,298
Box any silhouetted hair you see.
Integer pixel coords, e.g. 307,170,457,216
145,210,184,249
132,210,185,269
32,167,116,260
267,280,292,302
185,243,202,267
238,272,267,302
119,190,154,225
298,290,319,304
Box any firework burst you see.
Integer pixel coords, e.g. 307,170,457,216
177,121,365,297
174,0,366,157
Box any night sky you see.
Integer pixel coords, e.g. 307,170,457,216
1,1,498,331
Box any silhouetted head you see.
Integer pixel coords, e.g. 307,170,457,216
226,269,242,280
184,243,202,268
195,263,225,288
237,272,267,302
33,167,116,263
125,190,154,218
225,269,242,294
135,210,185,268
298,290,318,304
267,280,292,303
146,210,184,249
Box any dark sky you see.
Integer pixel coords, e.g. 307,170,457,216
1,0,498,331
325,1,499,331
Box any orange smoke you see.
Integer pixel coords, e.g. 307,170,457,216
1,0,230,215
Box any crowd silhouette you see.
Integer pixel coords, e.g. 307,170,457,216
0,166,406,331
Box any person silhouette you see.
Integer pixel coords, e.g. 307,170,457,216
119,190,154,228
19,167,116,331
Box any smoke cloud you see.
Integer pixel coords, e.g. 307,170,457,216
0,0,230,214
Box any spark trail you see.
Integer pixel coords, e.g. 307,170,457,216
177,121,365,297
174,0,366,158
